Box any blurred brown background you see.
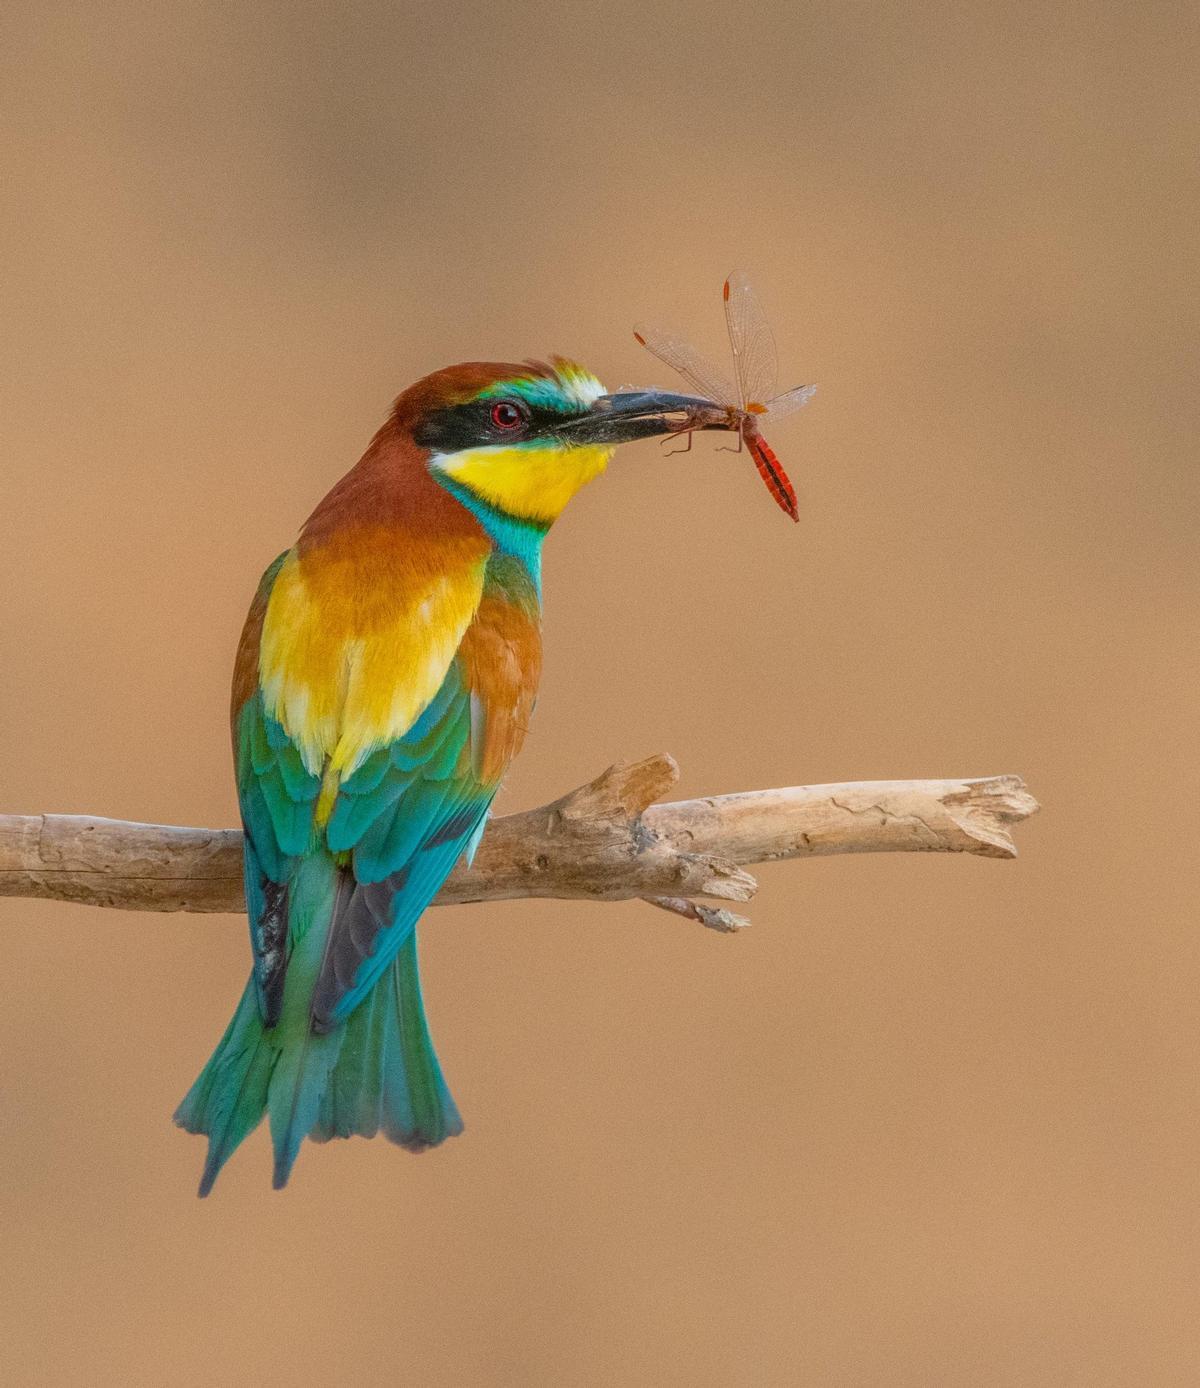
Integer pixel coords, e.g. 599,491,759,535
1,2,1196,1383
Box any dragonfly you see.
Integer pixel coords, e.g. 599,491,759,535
633,270,816,522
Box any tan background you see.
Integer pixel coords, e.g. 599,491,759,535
1,2,1197,1384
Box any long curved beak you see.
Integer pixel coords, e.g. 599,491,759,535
553,390,734,446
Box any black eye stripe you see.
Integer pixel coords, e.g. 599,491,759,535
414,398,579,452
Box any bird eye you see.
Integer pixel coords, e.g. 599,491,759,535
490,400,525,431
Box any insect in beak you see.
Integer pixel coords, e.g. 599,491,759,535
632,271,816,523
554,390,735,447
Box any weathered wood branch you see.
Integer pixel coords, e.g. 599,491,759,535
0,756,1038,930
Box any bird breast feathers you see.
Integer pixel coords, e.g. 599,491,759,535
257,541,487,777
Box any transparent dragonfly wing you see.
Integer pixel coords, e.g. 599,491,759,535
762,383,817,423
632,323,738,407
723,269,778,411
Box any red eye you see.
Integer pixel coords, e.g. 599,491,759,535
490,400,525,431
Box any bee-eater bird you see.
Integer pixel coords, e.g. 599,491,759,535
175,357,730,1195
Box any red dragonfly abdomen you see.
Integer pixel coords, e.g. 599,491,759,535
745,426,799,522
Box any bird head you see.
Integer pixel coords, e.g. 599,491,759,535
393,357,730,527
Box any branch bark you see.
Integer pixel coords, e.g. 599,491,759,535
0,756,1038,929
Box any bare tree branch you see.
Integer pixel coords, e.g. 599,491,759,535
0,756,1038,926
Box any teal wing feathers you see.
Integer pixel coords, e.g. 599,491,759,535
232,553,322,1023
314,657,494,1029
235,692,321,1020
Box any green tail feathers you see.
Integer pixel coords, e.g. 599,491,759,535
175,860,461,1196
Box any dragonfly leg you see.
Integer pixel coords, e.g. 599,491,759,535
661,426,695,457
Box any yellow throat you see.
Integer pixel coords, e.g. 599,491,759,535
430,442,612,525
